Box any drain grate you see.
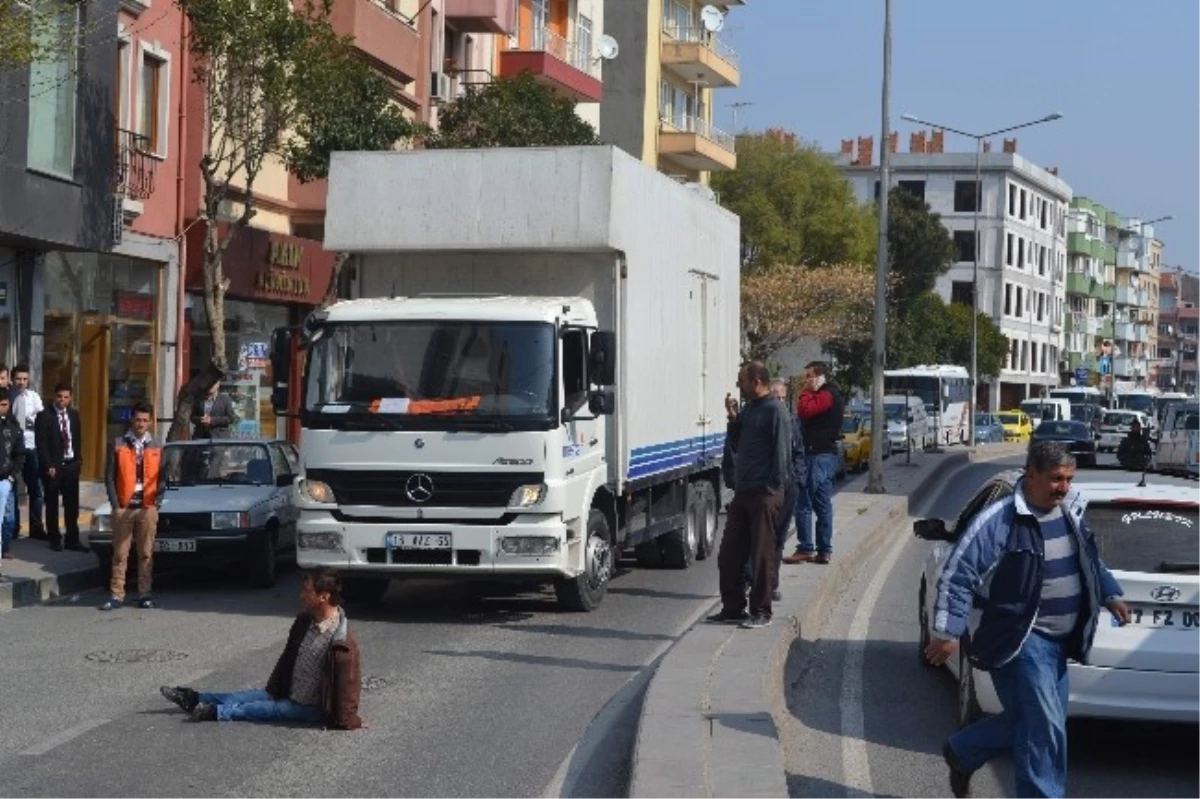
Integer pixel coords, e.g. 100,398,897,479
85,649,190,664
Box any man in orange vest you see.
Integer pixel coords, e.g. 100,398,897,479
100,402,165,611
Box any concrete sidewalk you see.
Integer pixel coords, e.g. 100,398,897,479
0,481,108,613
629,444,1027,798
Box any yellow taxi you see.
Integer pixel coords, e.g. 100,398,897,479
840,413,874,472
997,410,1033,443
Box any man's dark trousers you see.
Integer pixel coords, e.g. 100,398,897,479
43,461,81,548
718,487,784,616
20,448,45,537
744,481,798,589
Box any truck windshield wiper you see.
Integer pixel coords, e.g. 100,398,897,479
1157,561,1200,574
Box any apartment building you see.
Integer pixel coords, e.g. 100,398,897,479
1158,268,1199,394
836,134,1071,411
600,0,741,184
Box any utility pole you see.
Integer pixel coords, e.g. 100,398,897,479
866,0,892,494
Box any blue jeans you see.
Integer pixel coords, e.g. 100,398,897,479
0,478,15,551
794,453,838,555
949,632,1069,798
197,689,325,724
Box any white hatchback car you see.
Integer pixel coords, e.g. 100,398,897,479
915,468,1199,727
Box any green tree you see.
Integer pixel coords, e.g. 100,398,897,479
424,72,598,149
885,187,958,312
710,130,875,270
0,0,86,71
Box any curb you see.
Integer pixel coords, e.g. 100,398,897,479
0,565,103,613
629,449,987,798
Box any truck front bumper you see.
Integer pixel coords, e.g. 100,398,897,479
295,512,572,577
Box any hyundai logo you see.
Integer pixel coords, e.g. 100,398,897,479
414,438,426,450
1149,585,1181,603
405,473,435,503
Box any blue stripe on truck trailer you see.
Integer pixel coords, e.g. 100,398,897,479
628,433,726,480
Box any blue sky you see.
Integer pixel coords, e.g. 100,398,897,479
716,0,1198,271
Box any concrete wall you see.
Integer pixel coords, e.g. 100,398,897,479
599,0,651,162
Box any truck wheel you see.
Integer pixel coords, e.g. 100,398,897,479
342,576,390,605
696,482,718,560
556,510,611,612
661,486,700,569
248,527,278,589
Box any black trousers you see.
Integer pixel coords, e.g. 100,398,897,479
718,486,784,617
745,480,798,590
42,462,81,546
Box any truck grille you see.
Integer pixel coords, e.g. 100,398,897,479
307,469,542,509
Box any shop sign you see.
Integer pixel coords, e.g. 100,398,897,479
254,269,311,298
268,242,303,270
238,342,269,371
116,290,155,320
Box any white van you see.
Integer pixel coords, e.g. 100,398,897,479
1019,398,1071,430
882,394,930,453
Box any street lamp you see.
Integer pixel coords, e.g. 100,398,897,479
899,112,1063,446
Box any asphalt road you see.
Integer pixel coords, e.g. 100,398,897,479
784,455,1199,798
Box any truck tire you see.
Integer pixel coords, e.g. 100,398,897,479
696,481,718,560
661,485,700,569
342,576,390,605
555,509,611,612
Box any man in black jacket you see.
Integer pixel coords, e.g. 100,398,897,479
784,361,845,565
0,394,25,559
1116,418,1153,471
35,383,86,552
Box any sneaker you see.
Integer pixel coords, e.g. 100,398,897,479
706,610,750,625
190,703,218,722
98,597,123,611
160,686,200,714
814,553,831,565
138,597,156,609
740,613,772,629
942,742,972,798
772,590,783,602
782,551,817,564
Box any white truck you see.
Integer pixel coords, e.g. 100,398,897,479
268,146,740,610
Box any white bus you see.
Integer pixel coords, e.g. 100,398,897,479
884,365,972,445
1048,386,1107,410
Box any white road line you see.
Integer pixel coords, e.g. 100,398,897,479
839,524,912,798
21,718,110,756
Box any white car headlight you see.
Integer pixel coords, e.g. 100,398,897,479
509,483,548,508
299,479,335,504
298,532,344,552
212,511,250,529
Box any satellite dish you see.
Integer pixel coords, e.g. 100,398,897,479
700,5,725,33
597,34,619,60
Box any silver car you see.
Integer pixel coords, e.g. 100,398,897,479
89,439,301,588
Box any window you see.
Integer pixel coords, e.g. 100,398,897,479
1040,198,1048,229
1008,185,1017,216
898,180,926,202
1037,292,1045,322
138,51,165,152
27,1,79,176
116,39,130,131
1004,283,1013,315
561,328,589,413
1021,341,1028,371
1038,245,1046,276
1016,286,1024,318
953,180,980,212
953,230,976,263
1006,233,1014,266
1010,338,1019,370
951,281,974,307
576,15,592,72
1017,238,1025,269
1019,189,1027,219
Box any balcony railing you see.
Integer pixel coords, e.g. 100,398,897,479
525,26,601,79
661,25,740,69
660,114,736,152
114,128,156,201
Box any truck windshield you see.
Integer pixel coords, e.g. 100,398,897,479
1117,394,1155,415
303,321,556,428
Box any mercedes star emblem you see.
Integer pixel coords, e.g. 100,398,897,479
405,473,435,503
1149,585,1181,603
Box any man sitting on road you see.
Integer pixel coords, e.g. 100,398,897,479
160,569,364,729
1116,418,1153,471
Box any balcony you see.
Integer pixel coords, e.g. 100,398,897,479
658,115,737,172
1092,282,1115,303
1065,272,1093,296
331,0,421,83
1113,357,1149,377
444,0,514,34
1098,319,1113,339
114,128,156,202
660,26,740,88
499,27,603,103
1116,286,1148,307
1115,249,1146,271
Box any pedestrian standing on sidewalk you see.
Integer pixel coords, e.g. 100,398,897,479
0,394,26,560
784,361,844,565
12,365,46,541
708,361,790,629
99,402,164,611
191,382,237,439
925,440,1128,798
160,569,364,728
35,383,87,553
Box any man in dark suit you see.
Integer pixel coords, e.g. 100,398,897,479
35,383,87,552
191,382,237,438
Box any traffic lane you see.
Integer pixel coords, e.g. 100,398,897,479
0,549,722,798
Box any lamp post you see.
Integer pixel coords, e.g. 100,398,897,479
899,112,1062,446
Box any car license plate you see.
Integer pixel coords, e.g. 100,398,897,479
154,539,197,553
386,533,451,550
1119,605,1200,630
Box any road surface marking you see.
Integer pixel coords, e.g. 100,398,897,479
22,718,110,756
840,523,911,797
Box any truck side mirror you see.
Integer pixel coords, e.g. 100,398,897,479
588,390,615,416
589,330,616,385
270,327,292,415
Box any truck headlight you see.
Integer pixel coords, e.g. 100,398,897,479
298,532,344,552
508,483,547,508
499,536,559,556
212,511,250,529
299,479,335,504
92,514,111,533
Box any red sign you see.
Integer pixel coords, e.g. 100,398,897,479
185,224,335,306
115,291,155,320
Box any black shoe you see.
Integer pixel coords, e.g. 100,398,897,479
814,553,831,565
30,531,48,541
160,685,200,713
64,541,89,553
190,703,218,722
49,541,64,552
740,613,772,629
943,742,972,798
138,596,155,609
706,609,750,625
98,597,123,611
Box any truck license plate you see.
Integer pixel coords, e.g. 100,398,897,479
154,539,197,553
386,533,451,550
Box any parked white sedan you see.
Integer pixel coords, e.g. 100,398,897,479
915,468,1199,726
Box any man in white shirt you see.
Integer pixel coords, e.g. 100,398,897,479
11,365,46,541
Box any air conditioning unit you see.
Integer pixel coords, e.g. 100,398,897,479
430,71,452,103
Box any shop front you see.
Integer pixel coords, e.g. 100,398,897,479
185,225,336,443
